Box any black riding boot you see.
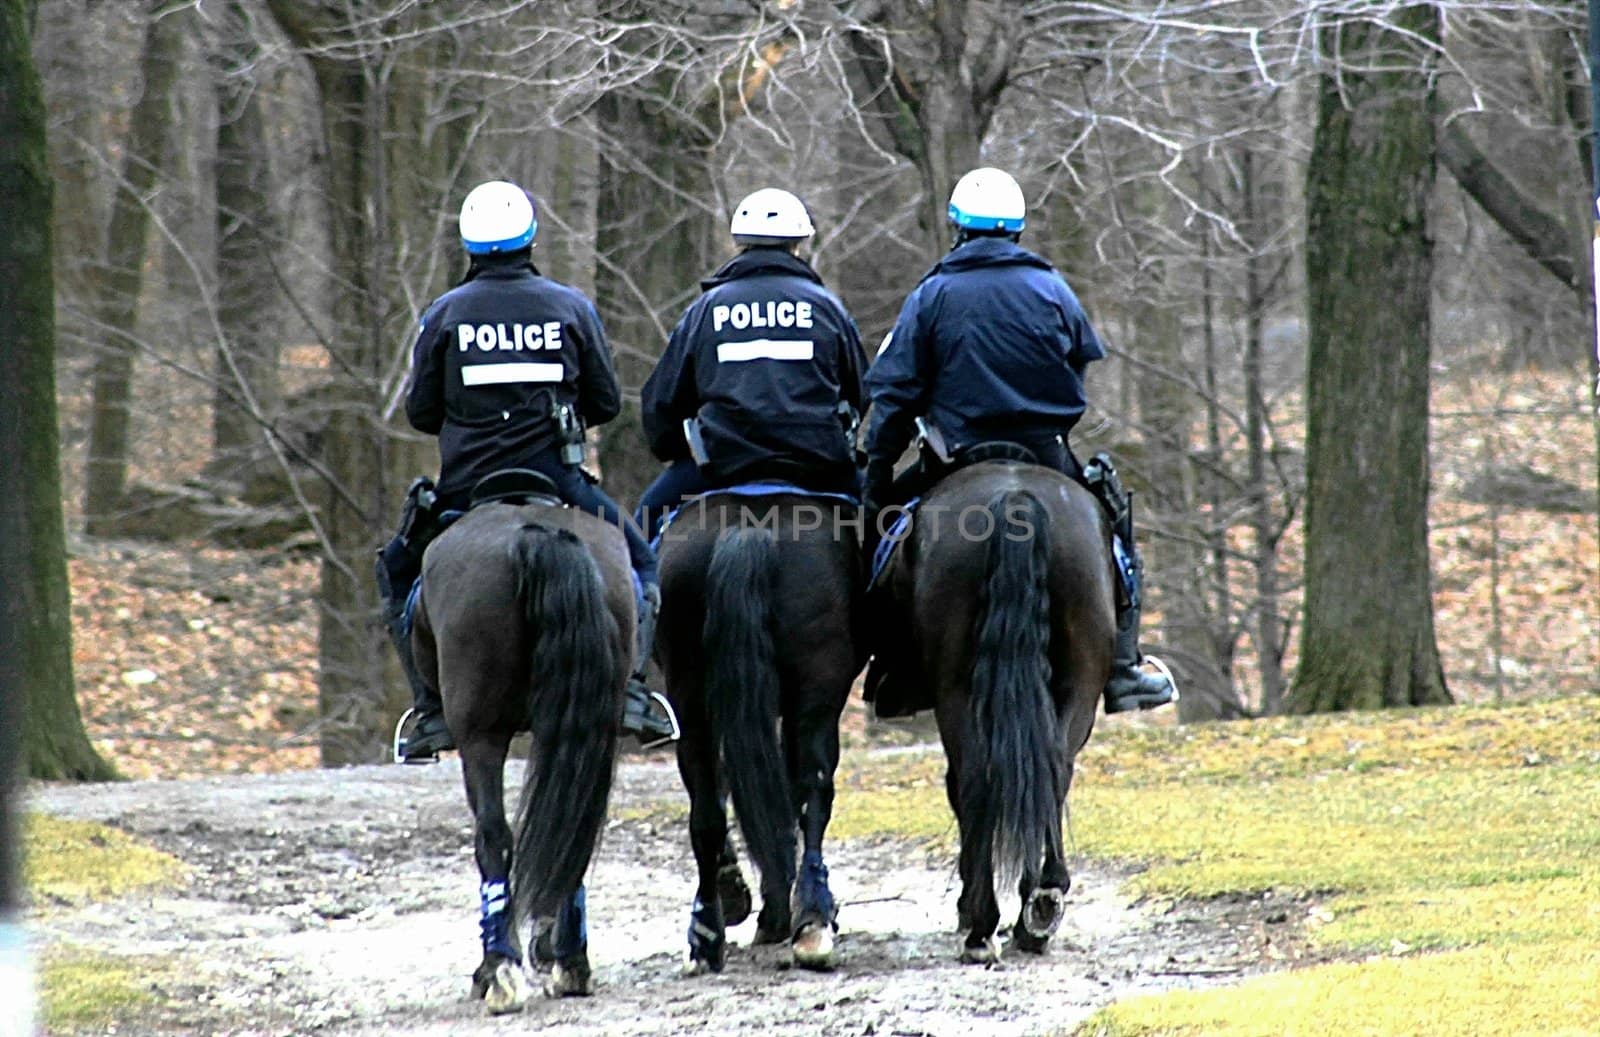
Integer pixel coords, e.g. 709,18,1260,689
1104,595,1176,714
376,548,454,763
622,583,679,749
1082,453,1176,714
863,580,920,719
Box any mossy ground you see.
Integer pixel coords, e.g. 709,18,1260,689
822,697,1600,1036
25,814,185,1032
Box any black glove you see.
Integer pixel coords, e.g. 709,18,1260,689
397,476,439,548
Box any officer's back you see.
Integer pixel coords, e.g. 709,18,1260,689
642,189,864,491
408,256,618,502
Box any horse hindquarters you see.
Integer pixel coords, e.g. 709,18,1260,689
703,527,797,936
506,524,623,938
958,490,1063,955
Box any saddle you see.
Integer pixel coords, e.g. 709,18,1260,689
470,468,564,509
864,439,1045,719
868,439,1041,590
653,480,861,550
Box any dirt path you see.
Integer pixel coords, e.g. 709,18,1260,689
30,750,1280,1036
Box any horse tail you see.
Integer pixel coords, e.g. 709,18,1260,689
704,526,796,893
962,489,1062,893
508,523,622,921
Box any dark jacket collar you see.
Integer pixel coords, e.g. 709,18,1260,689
929,236,1053,278
702,247,823,290
460,252,540,284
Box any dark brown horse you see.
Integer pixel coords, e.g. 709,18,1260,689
411,499,634,1011
877,461,1112,962
655,491,865,972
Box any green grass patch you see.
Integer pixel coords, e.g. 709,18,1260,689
24,814,184,905
827,698,1600,1036
39,947,157,1031
1070,764,1600,903
1079,941,1600,1037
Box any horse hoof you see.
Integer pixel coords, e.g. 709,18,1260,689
960,935,1001,965
1023,887,1066,942
532,921,556,965
543,960,593,998
480,960,528,1015
752,925,788,946
718,862,753,927
791,923,834,970
681,955,721,977
1011,925,1047,956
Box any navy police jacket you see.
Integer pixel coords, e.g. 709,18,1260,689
865,237,1106,469
641,248,866,487
406,257,621,499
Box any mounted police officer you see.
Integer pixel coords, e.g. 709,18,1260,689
378,180,677,763
863,167,1175,715
635,188,866,537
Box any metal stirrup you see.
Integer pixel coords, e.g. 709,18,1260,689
1141,653,1181,704
635,692,681,751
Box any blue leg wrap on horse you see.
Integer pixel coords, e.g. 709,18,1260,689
551,885,587,960
479,879,520,963
798,850,836,925
687,894,724,961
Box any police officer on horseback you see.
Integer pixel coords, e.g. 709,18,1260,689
863,167,1175,715
635,188,866,537
378,180,677,762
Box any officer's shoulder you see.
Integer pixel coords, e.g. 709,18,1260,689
535,275,599,310
425,282,473,314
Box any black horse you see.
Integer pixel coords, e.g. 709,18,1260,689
655,492,865,972
411,495,634,1011
876,461,1111,962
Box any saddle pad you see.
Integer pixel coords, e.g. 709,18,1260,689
402,575,423,636
654,481,861,549
868,497,920,590
689,481,859,507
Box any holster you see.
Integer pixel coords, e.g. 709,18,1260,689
1083,452,1139,609
398,476,441,551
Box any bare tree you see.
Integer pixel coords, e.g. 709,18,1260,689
838,0,1026,261
1292,5,1451,711
82,1,186,534
264,0,471,762
208,0,283,478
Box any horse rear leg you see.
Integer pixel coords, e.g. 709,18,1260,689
541,886,592,997
677,714,732,974
460,734,528,1014
938,697,1002,964
1012,756,1072,955
785,671,850,969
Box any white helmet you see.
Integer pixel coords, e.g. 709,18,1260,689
947,167,1026,233
459,180,537,255
729,188,814,242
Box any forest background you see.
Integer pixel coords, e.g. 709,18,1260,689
11,0,1599,778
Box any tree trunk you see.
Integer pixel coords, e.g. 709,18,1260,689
81,1,184,534
301,52,396,765
1241,148,1288,714
0,0,115,781
209,0,281,477
1290,8,1450,713
841,0,1018,264
33,0,110,359
267,1,467,763
593,88,719,506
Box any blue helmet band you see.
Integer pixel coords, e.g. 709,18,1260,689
463,219,537,255
948,203,1022,232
